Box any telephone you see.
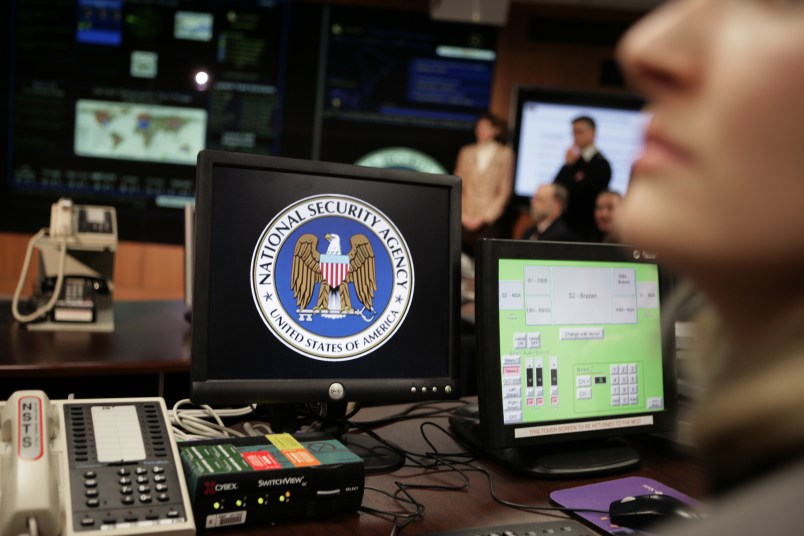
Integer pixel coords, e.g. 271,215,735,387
47,198,117,250
0,391,195,536
12,199,118,331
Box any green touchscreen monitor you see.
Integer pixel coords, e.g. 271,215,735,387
455,239,676,478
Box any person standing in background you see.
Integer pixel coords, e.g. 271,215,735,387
553,116,611,241
455,112,514,256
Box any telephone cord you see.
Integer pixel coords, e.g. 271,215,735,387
11,229,68,324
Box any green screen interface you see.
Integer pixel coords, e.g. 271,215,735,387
497,259,664,436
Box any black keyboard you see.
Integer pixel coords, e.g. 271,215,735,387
423,519,599,536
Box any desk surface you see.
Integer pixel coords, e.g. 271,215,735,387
216,402,704,536
1,301,702,535
0,300,191,375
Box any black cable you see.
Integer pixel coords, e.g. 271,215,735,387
290,402,609,534
358,416,611,535
354,418,477,534
360,485,425,527
252,401,612,526
422,422,609,517
348,400,472,429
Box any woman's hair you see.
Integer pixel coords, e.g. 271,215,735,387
477,111,509,145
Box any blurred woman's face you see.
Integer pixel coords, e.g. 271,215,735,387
475,118,498,143
616,0,804,271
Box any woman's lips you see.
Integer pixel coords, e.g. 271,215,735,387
633,125,694,175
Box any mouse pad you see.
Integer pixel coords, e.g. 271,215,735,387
550,476,700,535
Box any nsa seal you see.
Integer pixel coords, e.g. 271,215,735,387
251,194,414,361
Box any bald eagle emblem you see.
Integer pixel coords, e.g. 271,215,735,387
292,232,377,321
251,193,414,361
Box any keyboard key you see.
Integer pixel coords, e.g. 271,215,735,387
420,519,597,536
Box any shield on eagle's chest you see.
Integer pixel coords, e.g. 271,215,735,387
320,254,350,287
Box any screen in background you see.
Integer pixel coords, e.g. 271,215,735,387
451,239,676,478
318,6,498,173
512,87,648,200
191,149,461,411
3,0,289,243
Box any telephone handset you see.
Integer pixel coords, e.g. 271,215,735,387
0,391,195,535
47,198,117,248
49,198,76,239
0,391,62,535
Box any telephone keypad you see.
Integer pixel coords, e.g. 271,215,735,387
63,400,192,533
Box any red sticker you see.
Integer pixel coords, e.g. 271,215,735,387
241,450,281,471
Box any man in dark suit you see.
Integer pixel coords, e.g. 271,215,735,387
521,183,579,242
553,116,612,241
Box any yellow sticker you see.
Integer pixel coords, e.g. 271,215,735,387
266,433,320,467
266,433,304,451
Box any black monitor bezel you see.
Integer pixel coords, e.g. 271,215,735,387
190,149,462,405
475,239,677,450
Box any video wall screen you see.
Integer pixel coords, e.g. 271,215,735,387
4,0,289,242
318,6,499,174
2,2,498,243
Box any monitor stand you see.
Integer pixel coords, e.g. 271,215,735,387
449,404,640,478
256,402,405,474
325,402,405,474
336,432,405,474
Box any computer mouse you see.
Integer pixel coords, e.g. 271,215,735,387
609,493,703,530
